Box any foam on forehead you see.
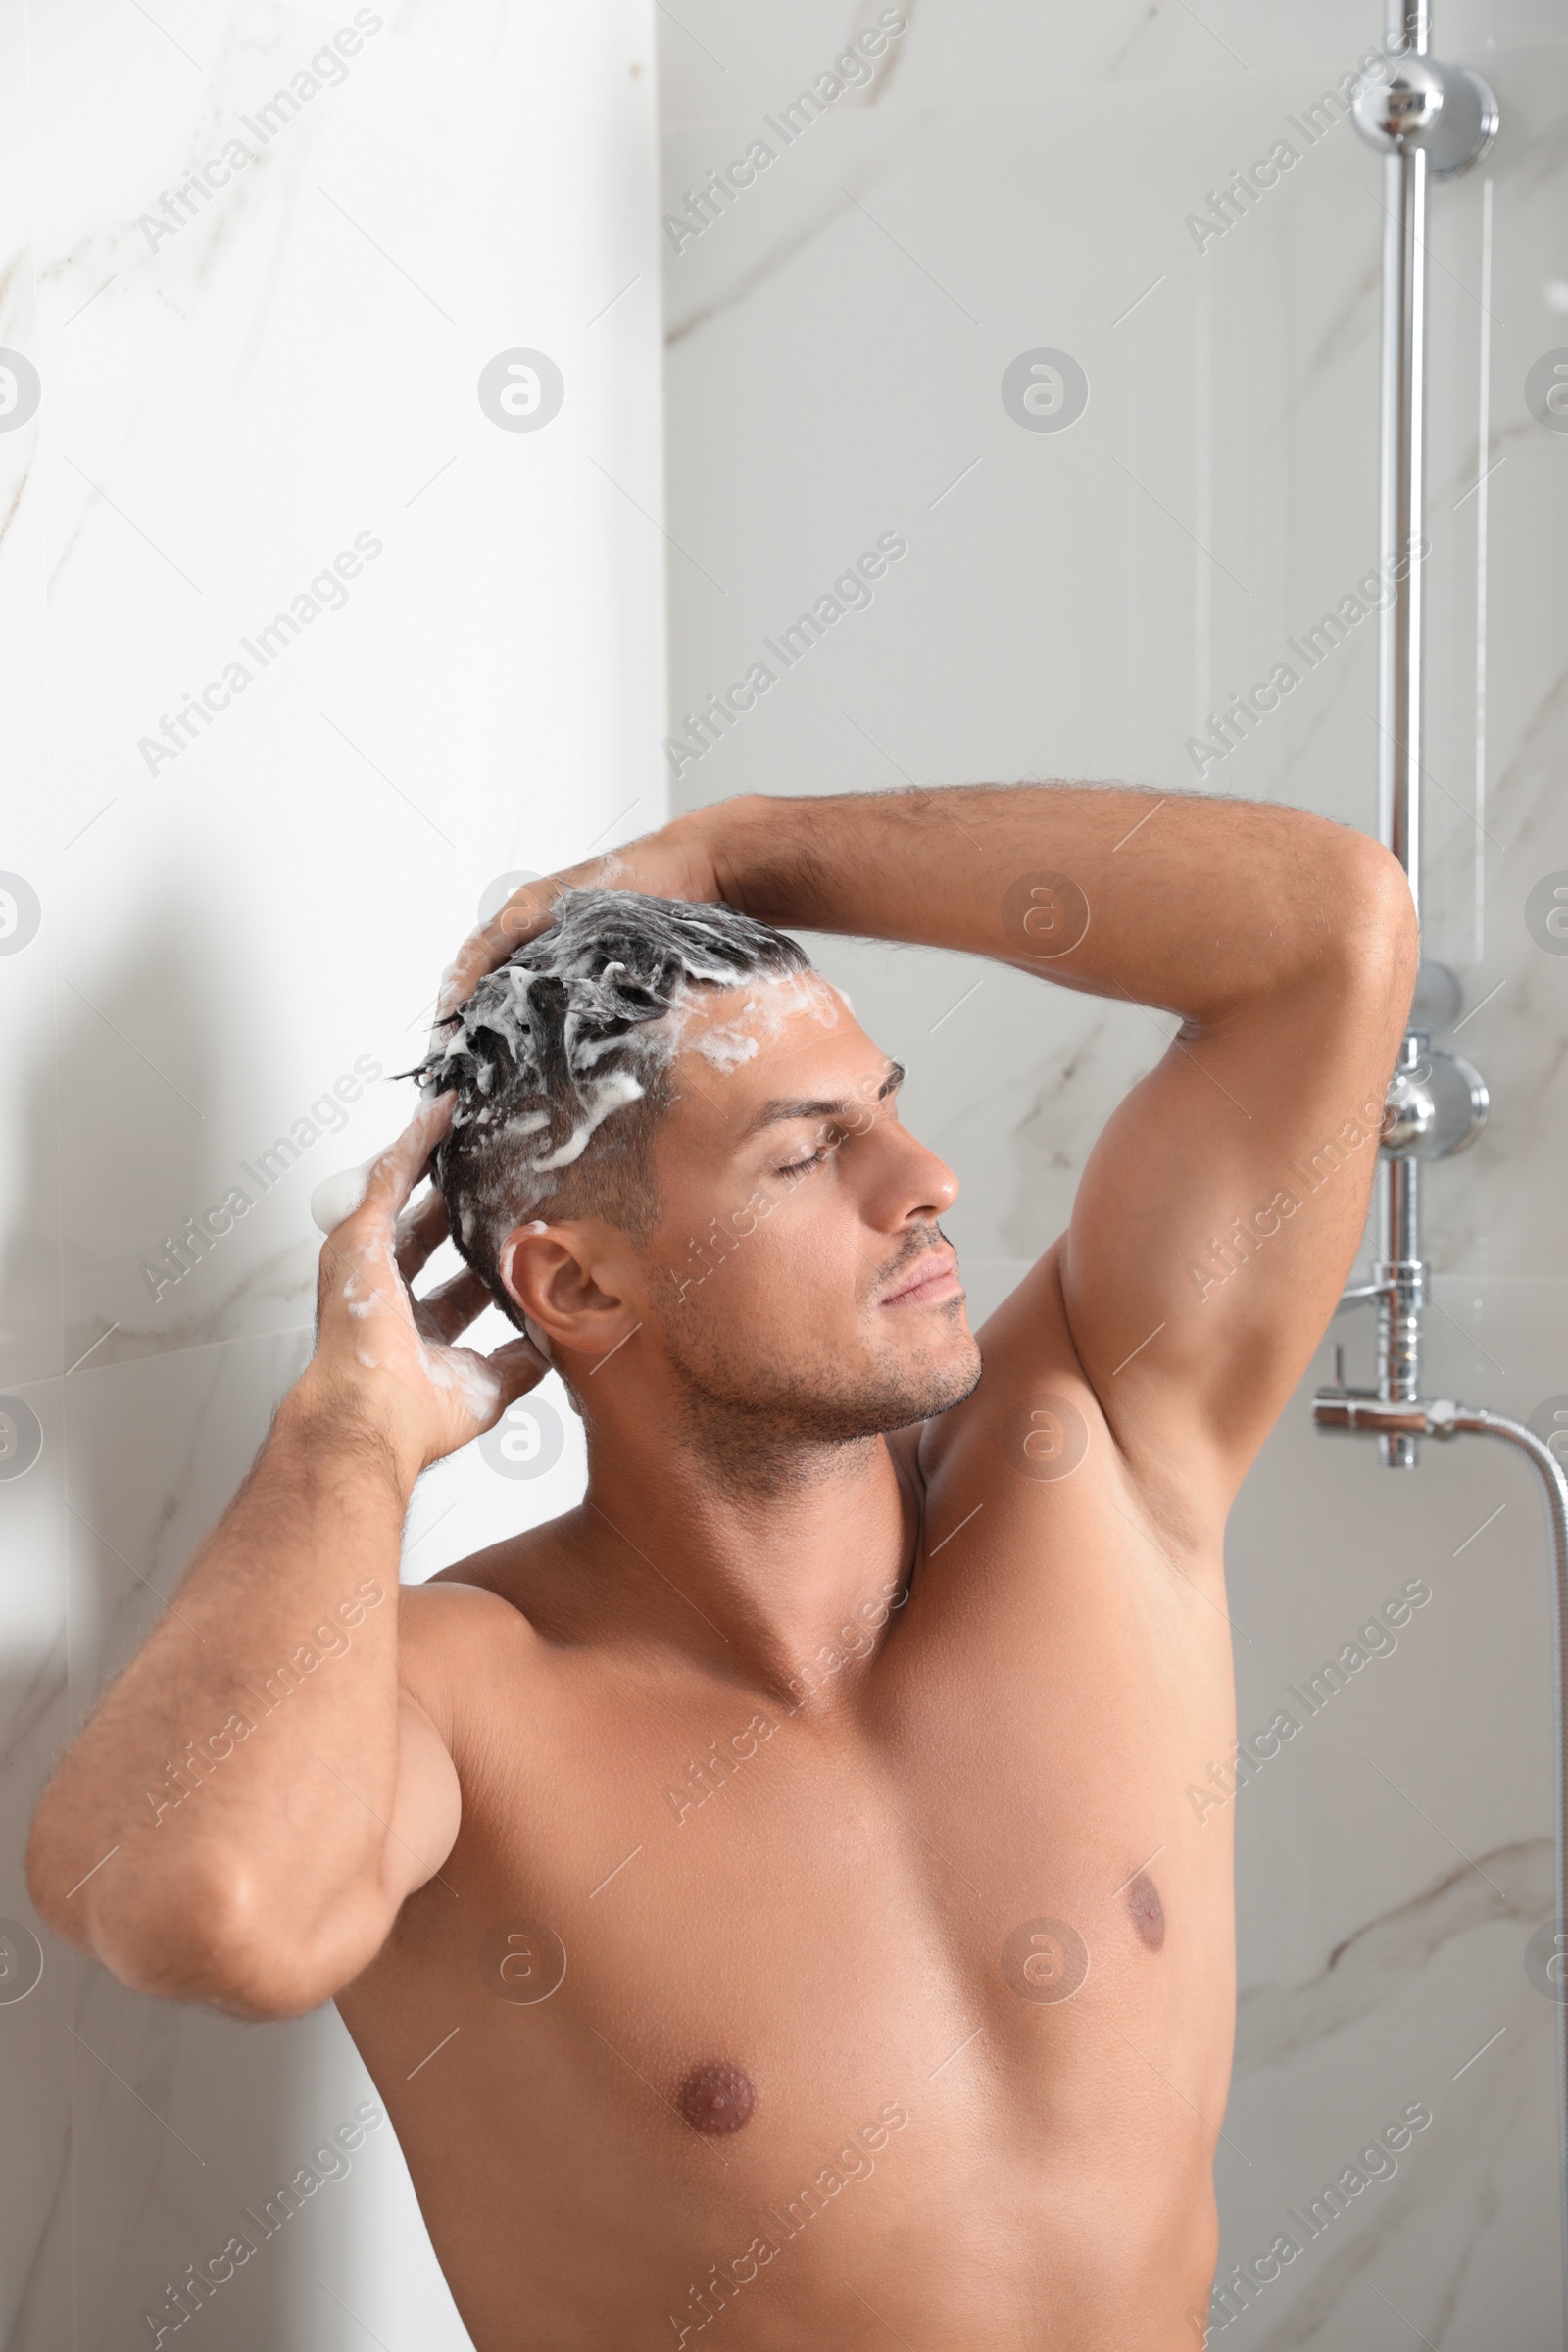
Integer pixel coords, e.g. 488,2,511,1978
671,967,847,1073
412,886,815,1185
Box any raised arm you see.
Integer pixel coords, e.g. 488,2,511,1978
25,1099,541,2019
710,785,1417,1520
455,785,1416,1530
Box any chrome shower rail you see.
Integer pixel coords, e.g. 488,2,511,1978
1345,0,1496,1467
1317,11,1568,2337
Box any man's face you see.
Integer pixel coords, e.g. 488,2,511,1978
629,975,982,1440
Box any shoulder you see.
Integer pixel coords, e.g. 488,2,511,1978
423,1515,567,1613
400,1509,592,1692
400,1573,531,1633
396,1569,544,1737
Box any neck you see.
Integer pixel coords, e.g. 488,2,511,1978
570,1398,918,1709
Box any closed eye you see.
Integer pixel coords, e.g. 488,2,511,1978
776,1123,847,1179
776,1145,830,1180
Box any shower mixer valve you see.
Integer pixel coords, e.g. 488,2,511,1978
1380,1027,1489,1159
1328,996,1488,1462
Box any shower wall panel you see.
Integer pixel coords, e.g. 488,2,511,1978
661,5,1568,2341
0,4,666,2344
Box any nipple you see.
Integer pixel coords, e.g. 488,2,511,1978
1127,1870,1166,1952
676,2059,756,2135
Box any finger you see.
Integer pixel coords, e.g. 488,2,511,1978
354,1093,456,1234
394,1184,450,1284
432,842,647,1017
437,881,562,1018
311,1154,383,1239
432,1335,548,1435
486,1333,551,1412
412,1265,494,1348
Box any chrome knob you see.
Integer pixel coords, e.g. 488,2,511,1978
1383,1045,1489,1158
1353,56,1446,148
1351,56,1498,178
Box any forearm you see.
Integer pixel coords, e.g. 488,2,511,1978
26,1378,416,2012
705,785,1405,1023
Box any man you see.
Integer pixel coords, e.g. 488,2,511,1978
28,784,1416,2349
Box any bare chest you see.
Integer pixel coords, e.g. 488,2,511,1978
340,1573,1235,2348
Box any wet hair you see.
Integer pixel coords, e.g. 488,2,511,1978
412,888,814,1329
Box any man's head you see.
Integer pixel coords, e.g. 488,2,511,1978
416,890,980,1474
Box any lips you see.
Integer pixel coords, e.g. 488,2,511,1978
880,1246,961,1306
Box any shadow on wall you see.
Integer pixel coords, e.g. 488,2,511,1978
0,890,314,2350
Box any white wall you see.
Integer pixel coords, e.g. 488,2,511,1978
0,2,666,2343
658,1,1568,2340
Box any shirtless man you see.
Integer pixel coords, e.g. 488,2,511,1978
27,785,1416,2350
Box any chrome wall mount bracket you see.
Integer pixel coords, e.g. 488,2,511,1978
1351,53,1499,179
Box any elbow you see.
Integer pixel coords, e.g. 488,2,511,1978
1330,833,1420,1009
24,1784,108,1961
1270,818,1416,1000
114,1874,341,2020
1344,832,1418,949
27,1818,364,2021
112,1870,358,2020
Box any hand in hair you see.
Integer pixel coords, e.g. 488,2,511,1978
306,1091,547,1478
435,809,727,1020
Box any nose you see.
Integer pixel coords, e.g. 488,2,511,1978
857,1109,958,1229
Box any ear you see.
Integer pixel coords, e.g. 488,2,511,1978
499,1220,637,1368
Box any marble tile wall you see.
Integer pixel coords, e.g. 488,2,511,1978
658,2,1568,2342
0,2,664,2345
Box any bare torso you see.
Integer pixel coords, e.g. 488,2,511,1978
26,788,1409,2352
337,1258,1238,2351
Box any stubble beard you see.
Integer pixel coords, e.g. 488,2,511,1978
656,1296,983,1500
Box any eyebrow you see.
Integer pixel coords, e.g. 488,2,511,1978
739,1061,905,1142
